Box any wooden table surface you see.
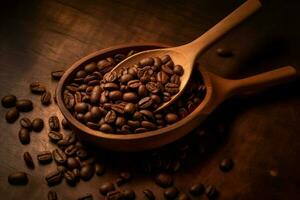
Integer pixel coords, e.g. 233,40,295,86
0,0,300,199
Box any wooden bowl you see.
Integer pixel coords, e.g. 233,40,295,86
56,43,296,152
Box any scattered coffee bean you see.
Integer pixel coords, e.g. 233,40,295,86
8,172,28,185
164,187,179,200
206,185,219,199
51,70,65,80
122,189,135,200
99,182,115,195
37,151,53,164
20,117,32,130
49,115,60,131
30,82,46,94
48,190,58,200
52,148,67,165
45,170,62,186
61,118,71,130
106,190,124,200
64,170,76,186
1,94,17,108
16,99,33,112
32,118,44,132
189,183,205,196
67,157,80,169
23,152,34,169
41,91,52,105
154,172,173,188
95,163,105,176
216,48,233,57
219,158,234,172
65,144,78,156
19,128,30,144
143,189,155,200
80,164,94,181
78,194,93,200
5,108,19,123
48,131,63,143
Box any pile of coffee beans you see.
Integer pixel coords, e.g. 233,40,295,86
63,53,206,134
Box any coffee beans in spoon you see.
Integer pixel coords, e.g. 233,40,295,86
63,54,206,134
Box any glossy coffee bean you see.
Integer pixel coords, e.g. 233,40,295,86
67,157,80,169
62,118,71,130
20,117,32,130
32,118,44,132
219,158,234,172
48,131,63,143
64,170,76,186
99,182,115,195
164,187,179,200
165,113,179,124
19,128,30,144
5,108,19,123
41,91,52,105
49,116,60,131
95,163,106,176
80,164,94,181
8,172,28,185
16,99,33,112
1,94,17,108
123,92,138,102
206,185,219,199
45,170,62,186
23,152,34,169
51,70,65,80
53,148,67,165
189,183,205,196
30,82,46,94
154,172,173,188
37,151,53,164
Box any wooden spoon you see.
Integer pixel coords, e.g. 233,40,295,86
109,0,262,112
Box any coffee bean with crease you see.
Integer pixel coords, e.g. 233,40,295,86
30,82,46,94
49,116,60,131
20,117,32,130
53,148,67,165
41,91,52,105
37,151,53,164
45,170,62,186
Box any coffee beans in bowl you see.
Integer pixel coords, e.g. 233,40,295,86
62,52,206,134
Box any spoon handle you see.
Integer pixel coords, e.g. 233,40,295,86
180,0,262,59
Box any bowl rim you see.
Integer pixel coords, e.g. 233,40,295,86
56,43,213,141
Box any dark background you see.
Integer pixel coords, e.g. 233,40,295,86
0,0,300,199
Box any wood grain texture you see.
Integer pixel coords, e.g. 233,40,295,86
0,0,300,199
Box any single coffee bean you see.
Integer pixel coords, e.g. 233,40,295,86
53,148,67,165
51,70,65,80
8,172,28,185
64,92,75,110
61,118,70,130
216,48,233,57
80,164,94,181
81,157,96,166
165,113,179,124
141,121,157,130
120,74,134,83
122,189,135,200
124,103,136,114
75,102,89,113
177,193,190,200
103,71,118,83
23,152,34,169
30,82,46,94
45,170,62,186
162,65,173,75
76,149,88,160
189,183,205,196
90,85,101,104
16,99,33,112
20,117,32,130
95,163,106,176
164,187,179,200
154,172,173,188
1,94,17,108
84,62,97,74
103,82,119,90
19,128,30,145
57,165,67,173
161,55,171,64
123,92,138,102
219,158,234,172
105,110,117,123
99,182,115,195
138,84,148,97
67,157,80,169
109,91,123,100
48,131,63,143
32,118,44,132
49,116,60,131
173,65,184,76
170,74,181,85
78,194,93,200
5,108,19,123
65,144,79,156
206,185,219,199
115,116,126,127
41,91,52,105
138,97,153,109
64,170,76,186
76,70,87,78
139,57,154,66
143,189,155,200
165,83,179,94
37,151,53,164
128,80,141,89
48,190,58,200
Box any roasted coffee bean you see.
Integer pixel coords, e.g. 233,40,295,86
124,103,136,114
109,91,123,100
81,157,96,166
76,70,87,78
37,151,53,164
99,182,115,195
156,71,169,84
64,170,76,186
19,128,30,144
104,71,118,82
143,189,155,200
75,102,89,113
95,163,105,176
120,74,134,83
164,187,179,200
165,83,179,94
20,117,32,130
100,123,113,132
41,91,52,105
57,165,67,173
1,94,17,108
31,118,44,132
128,80,141,89
111,104,125,114
177,193,190,200
115,116,126,127
98,59,114,73
216,48,233,57
146,82,161,93
90,85,101,104
49,116,60,131
16,99,33,112
154,172,173,188
73,168,80,180
48,131,63,143
30,82,46,94
138,97,152,109
78,194,93,200
48,190,58,200
189,183,205,196
51,70,65,80
8,172,28,185
67,157,80,169
122,189,135,200
165,113,179,124
53,149,67,165
139,57,154,66
206,185,219,199
138,84,148,97
64,92,75,109
61,118,70,130
105,110,117,123
76,149,88,160
45,170,62,186
123,92,138,102
5,108,19,123
65,144,78,156
80,164,94,181
219,158,234,172
170,74,181,85
23,152,34,169
161,55,171,63
162,65,173,75
104,83,119,91
84,62,97,74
